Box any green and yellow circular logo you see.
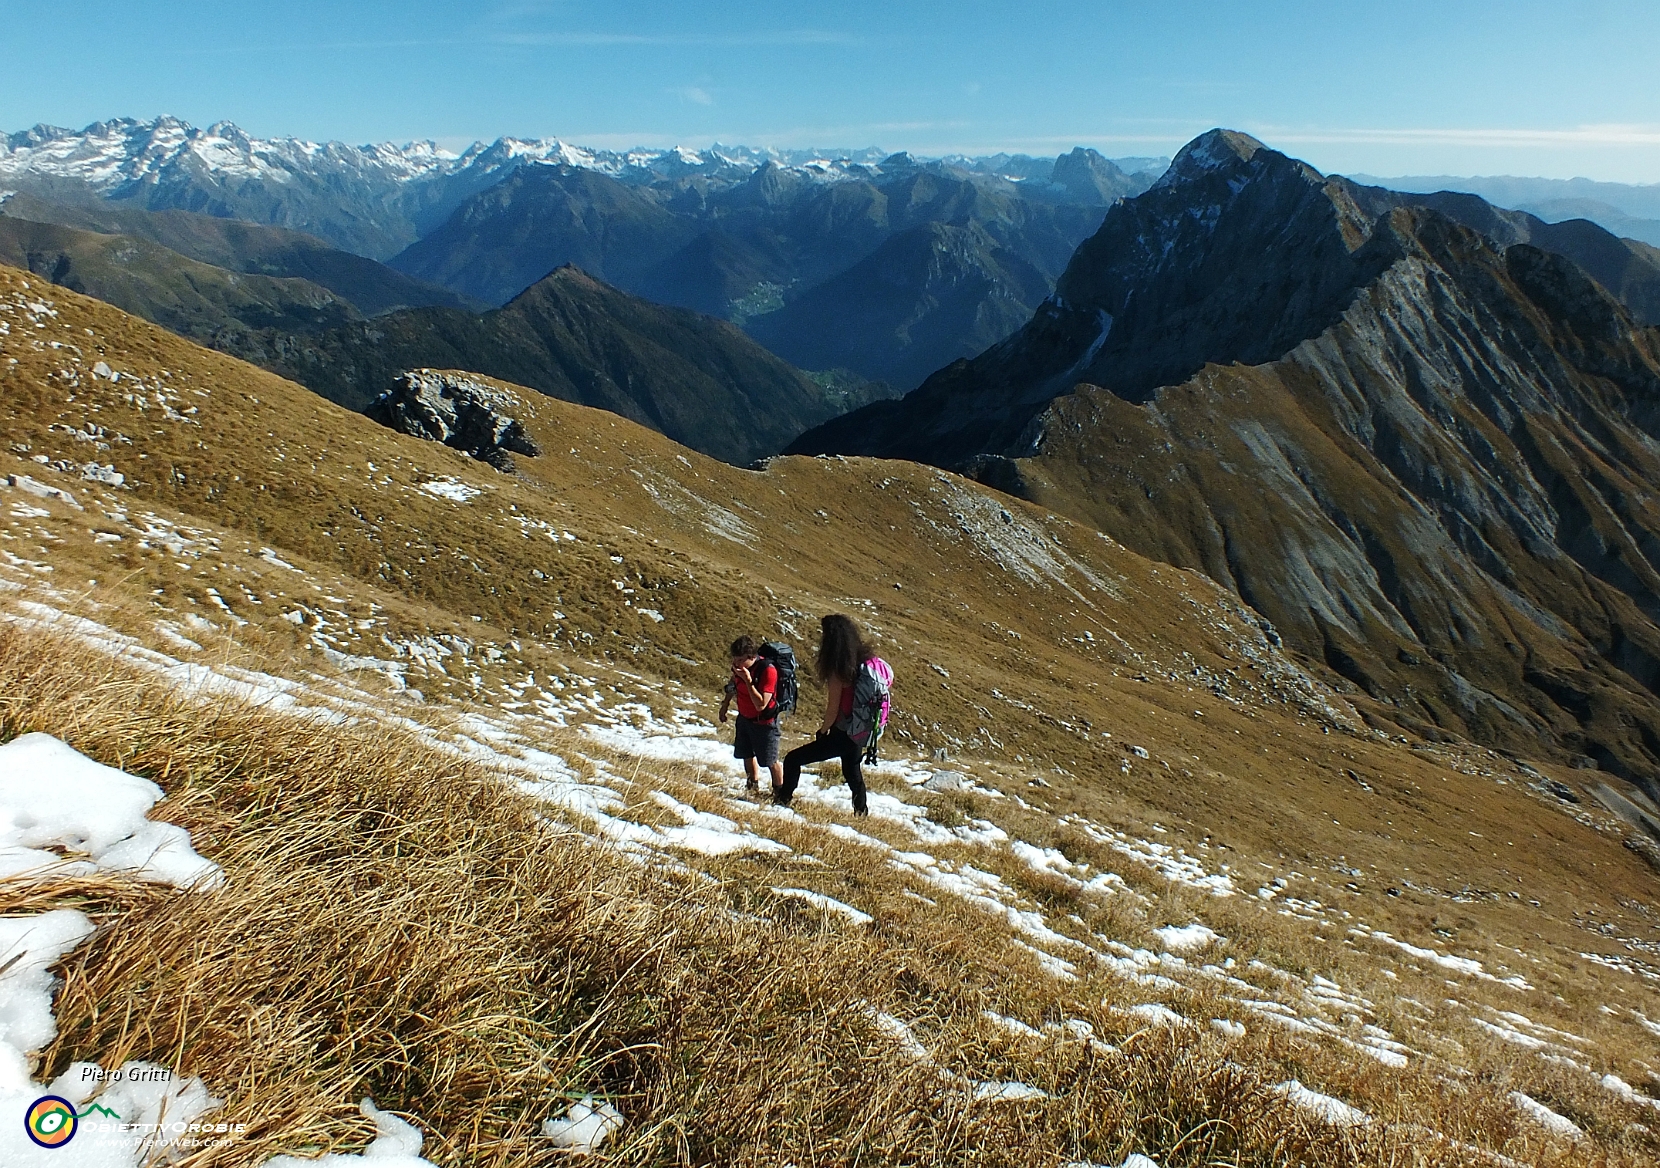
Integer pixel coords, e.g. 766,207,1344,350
25,1096,78,1149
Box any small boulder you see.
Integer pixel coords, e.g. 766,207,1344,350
923,770,968,792
365,369,541,472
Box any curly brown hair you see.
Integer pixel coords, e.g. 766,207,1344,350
814,613,871,684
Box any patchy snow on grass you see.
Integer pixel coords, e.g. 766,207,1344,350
418,477,480,503
0,732,222,886
541,1094,625,1155
1508,1091,1583,1140
0,736,224,1168
1066,816,1234,896
1273,1079,1370,1128
769,887,873,926
5,602,347,723
1012,937,1079,981
635,791,790,857
1152,923,1218,953
1122,1003,1190,1029
969,1079,1049,1103
869,1010,932,1065
264,1098,437,1166
1600,1074,1660,1111
982,1010,1043,1040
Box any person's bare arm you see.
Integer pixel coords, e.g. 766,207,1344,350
718,694,732,723
819,677,843,735
734,664,770,711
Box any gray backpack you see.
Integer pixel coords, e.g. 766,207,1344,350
840,657,894,762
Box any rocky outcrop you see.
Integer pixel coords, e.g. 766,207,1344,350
365,369,541,471
259,266,885,466
789,129,1660,793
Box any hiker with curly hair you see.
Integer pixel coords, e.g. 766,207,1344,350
773,613,889,817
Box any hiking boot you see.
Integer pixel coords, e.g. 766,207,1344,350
853,805,869,817
771,794,792,808
744,779,759,793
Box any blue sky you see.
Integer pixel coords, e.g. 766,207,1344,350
3,0,1658,180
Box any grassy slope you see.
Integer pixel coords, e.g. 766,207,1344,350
1,193,477,315
3,264,1660,1164
0,216,363,341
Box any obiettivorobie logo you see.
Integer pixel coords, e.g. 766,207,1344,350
24,1095,116,1149
23,1083,247,1152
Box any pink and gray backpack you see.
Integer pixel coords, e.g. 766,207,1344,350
843,656,894,764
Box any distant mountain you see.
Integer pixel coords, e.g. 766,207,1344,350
0,116,1165,263
746,221,1052,390
389,150,1140,386
389,152,1137,310
244,265,895,465
1047,147,1143,205
1515,199,1660,250
793,129,1660,792
1332,183,1660,326
0,216,361,341
1351,173,1660,248
388,165,697,307
0,117,1163,390
0,192,474,315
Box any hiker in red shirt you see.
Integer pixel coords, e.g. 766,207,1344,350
717,634,782,795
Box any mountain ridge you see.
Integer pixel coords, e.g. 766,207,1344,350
790,129,1660,793
0,191,475,315
243,264,894,465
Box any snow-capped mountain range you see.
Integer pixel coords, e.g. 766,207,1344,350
0,116,1167,259
0,115,906,192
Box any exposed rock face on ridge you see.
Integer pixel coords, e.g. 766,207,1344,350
791,130,1397,465
366,370,541,471
790,129,1660,791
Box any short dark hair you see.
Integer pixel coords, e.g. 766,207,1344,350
729,634,758,657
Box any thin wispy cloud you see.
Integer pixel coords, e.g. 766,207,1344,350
494,29,861,47
670,87,715,107
164,29,863,55
1249,124,1660,148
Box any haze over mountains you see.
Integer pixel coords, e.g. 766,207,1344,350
1,117,1164,392
1355,172,1660,248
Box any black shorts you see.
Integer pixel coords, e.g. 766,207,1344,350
733,716,781,765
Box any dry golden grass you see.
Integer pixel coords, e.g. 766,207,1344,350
5,264,1660,1165
6,621,1658,1167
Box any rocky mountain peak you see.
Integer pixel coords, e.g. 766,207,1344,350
789,127,1660,789
1050,147,1132,205
1149,128,1266,190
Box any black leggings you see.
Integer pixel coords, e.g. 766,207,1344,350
778,729,866,813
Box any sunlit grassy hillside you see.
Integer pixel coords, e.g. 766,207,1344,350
2,264,1659,1165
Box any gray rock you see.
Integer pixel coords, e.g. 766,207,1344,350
923,770,968,792
365,369,541,472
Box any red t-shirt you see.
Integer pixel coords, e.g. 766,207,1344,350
735,661,778,720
